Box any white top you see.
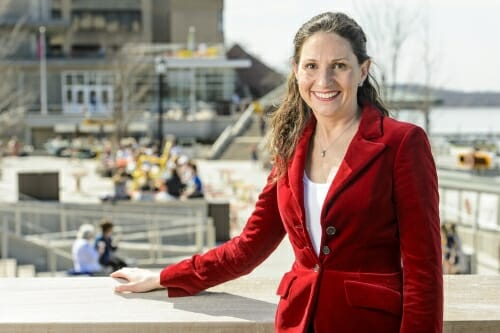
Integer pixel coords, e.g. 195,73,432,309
72,239,101,273
303,167,338,256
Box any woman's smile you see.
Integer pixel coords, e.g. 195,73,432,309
313,91,340,101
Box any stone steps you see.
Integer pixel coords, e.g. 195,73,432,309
0,258,36,277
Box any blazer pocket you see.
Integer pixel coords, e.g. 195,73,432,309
344,280,402,316
276,271,297,299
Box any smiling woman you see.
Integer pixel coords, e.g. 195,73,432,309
111,12,443,333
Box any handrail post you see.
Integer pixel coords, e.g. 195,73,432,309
474,192,481,228
148,219,155,261
458,189,463,224
15,206,21,236
470,191,482,274
195,211,203,252
60,207,67,235
441,188,447,222
155,218,161,262
496,194,500,229
206,217,215,248
1,217,8,259
48,246,57,276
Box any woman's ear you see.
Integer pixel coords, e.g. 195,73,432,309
360,59,371,83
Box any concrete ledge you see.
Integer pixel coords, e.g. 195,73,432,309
0,275,499,332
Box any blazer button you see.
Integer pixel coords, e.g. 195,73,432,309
322,246,331,255
313,264,320,272
326,226,337,236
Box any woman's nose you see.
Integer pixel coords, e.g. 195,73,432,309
317,68,334,87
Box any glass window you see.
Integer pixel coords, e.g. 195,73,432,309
88,72,96,85
77,90,84,104
76,74,84,85
90,90,97,104
102,90,108,104
51,9,62,19
66,89,72,103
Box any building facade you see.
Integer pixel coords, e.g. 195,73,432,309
0,0,251,147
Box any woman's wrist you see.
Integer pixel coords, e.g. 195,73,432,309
152,272,164,290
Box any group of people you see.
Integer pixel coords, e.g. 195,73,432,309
101,154,204,203
71,219,127,275
110,12,443,333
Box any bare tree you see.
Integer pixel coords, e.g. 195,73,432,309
420,2,442,133
356,1,446,134
354,0,422,104
109,43,151,145
0,1,31,137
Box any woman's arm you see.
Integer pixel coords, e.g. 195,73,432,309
393,126,443,333
112,169,286,296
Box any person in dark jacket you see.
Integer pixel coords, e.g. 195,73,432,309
95,219,127,272
165,167,186,198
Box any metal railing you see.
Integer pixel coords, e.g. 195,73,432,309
438,170,500,274
0,201,215,274
438,170,500,229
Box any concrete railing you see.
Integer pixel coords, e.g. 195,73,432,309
0,275,499,333
0,200,216,273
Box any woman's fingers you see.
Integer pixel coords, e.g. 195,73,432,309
114,281,140,293
111,268,163,293
110,268,129,280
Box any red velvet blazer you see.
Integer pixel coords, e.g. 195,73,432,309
160,104,443,333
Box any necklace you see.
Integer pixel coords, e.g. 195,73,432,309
316,118,357,158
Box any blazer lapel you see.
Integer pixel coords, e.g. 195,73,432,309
323,105,386,214
286,118,316,222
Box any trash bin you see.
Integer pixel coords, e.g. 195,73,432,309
207,200,230,242
18,172,59,201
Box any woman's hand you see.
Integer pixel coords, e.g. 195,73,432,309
111,267,164,293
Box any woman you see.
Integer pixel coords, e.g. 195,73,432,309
71,224,101,275
111,12,443,332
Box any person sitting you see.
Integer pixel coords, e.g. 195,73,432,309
181,162,204,199
70,224,102,275
165,168,185,198
155,180,176,202
94,219,127,272
101,167,131,202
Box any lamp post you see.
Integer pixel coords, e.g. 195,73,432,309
39,26,48,115
155,57,167,153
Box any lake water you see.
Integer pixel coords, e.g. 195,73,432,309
396,107,500,136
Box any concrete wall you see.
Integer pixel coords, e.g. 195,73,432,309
0,275,499,332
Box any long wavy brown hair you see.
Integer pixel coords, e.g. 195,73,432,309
268,12,389,180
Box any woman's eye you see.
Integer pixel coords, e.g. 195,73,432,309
305,63,316,70
333,63,346,70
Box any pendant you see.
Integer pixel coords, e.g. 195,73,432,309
321,150,326,158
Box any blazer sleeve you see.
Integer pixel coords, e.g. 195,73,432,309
393,126,443,333
160,169,286,297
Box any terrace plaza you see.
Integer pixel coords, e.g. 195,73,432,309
1,156,500,332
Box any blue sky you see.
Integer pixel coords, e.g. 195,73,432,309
224,0,500,92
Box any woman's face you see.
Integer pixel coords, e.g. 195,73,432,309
294,32,370,119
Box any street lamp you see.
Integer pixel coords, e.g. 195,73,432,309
39,26,48,115
155,56,167,153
